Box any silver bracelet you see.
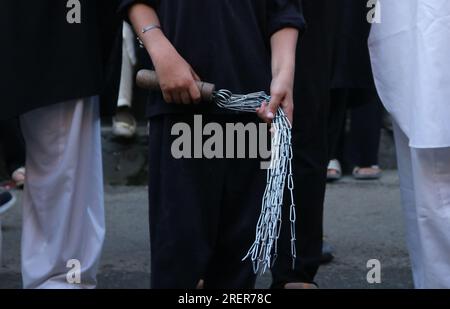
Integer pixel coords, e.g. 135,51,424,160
142,24,161,34
138,24,162,48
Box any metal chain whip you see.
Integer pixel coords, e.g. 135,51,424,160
214,90,296,274
137,70,297,274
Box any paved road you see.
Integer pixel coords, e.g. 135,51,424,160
0,171,413,289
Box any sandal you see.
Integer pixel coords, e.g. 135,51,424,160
271,281,319,289
12,167,26,188
112,107,137,139
284,282,319,289
327,159,342,181
353,166,382,180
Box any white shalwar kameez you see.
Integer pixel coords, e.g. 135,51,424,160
369,0,450,288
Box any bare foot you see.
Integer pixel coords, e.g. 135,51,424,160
196,280,204,289
353,166,382,180
327,160,342,180
357,167,381,175
12,167,26,188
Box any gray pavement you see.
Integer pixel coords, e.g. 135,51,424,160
0,170,413,289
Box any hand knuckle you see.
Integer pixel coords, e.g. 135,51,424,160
193,93,201,101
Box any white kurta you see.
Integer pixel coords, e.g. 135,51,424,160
369,0,450,148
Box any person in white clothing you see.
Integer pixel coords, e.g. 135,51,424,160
1,1,121,289
369,0,450,288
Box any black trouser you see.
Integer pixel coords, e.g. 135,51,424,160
0,118,25,176
348,92,383,167
271,0,339,287
328,89,349,161
148,113,266,289
328,89,383,167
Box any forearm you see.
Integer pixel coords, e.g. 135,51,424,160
127,3,201,104
128,4,172,63
270,27,299,86
257,27,298,123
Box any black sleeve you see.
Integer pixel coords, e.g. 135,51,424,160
118,0,160,20
267,0,306,36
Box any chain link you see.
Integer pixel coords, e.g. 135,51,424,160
213,89,297,274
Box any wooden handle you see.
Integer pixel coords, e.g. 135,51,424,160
136,69,216,102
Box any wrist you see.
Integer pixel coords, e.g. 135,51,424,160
272,70,295,88
273,63,294,75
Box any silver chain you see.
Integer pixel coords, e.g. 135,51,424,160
213,89,297,274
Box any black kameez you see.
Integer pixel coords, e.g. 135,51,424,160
0,0,122,120
331,0,374,89
120,0,306,117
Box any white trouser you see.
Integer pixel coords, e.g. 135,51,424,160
20,97,105,289
393,122,450,289
117,22,137,108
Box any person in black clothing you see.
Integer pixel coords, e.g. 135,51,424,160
328,90,383,181
270,0,341,288
120,0,304,288
327,0,382,181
